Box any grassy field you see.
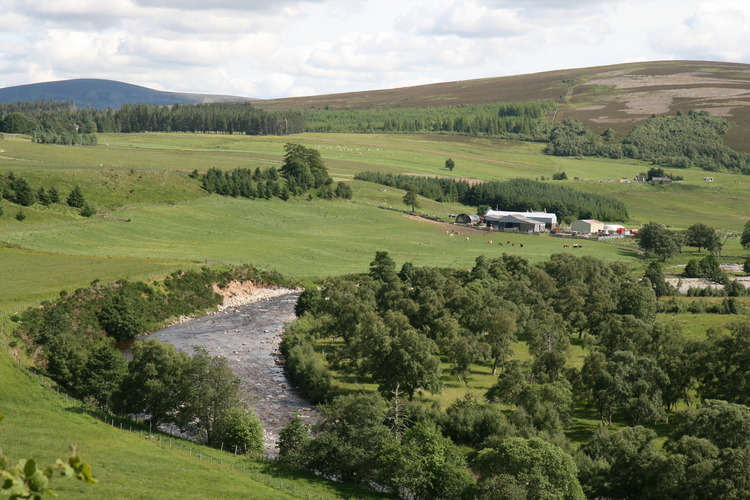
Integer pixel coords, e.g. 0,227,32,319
0,350,391,500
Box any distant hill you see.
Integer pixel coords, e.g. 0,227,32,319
256,60,750,152
0,78,254,110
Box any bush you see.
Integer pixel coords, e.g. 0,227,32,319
214,406,264,455
80,204,96,217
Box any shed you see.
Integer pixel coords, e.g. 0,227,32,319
455,213,482,225
571,219,604,234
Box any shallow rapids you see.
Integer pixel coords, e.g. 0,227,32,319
122,291,316,454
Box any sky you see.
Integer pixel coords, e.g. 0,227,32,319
1,0,749,99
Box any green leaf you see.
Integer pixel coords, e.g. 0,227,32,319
29,469,49,492
23,458,37,479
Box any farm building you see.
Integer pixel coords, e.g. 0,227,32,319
490,214,545,233
484,210,557,230
571,219,604,234
455,213,482,225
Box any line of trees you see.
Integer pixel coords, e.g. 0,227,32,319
545,112,750,174
201,144,353,201
0,101,306,146
276,251,750,498
355,172,629,222
0,172,95,217
303,101,555,139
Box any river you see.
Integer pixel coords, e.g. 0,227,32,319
121,291,316,454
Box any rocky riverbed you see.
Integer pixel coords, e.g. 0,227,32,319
123,285,316,455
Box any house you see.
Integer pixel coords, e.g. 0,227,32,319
571,219,604,234
651,176,672,183
635,173,647,182
483,210,557,230
490,214,545,233
455,213,482,225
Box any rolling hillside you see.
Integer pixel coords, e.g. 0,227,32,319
256,60,750,151
0,78,254,109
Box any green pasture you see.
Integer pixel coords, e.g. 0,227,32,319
0,351,390,500
4,132,750,232
0,192,635,286
0,245,191,313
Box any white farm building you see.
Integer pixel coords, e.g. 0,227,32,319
483,210,557,230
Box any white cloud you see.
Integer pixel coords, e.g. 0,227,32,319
650,4,750,62
415,1,528,38
1,0,749,99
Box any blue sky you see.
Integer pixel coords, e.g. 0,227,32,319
1,0,748,99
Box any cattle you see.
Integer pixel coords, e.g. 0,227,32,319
488,240,492,244
498,242,504,246
563,244,570,248
520,243,524,248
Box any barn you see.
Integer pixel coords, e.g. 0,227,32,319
490,214,545,233
483,210,557,230
571,219,604,234
455,213,482,225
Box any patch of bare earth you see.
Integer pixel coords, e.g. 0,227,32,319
213,280,300,310
587,72,744,90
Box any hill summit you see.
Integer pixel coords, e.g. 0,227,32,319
0,78,253,109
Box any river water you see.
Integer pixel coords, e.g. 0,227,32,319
122,291,316,454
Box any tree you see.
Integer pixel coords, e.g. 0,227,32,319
741,220,750,249
644,261,676,298
695,320,750,406
474,437,585,500
48,186,60,204
685,223,719,253
213,406,264,455
280,143,331,193
11,177,34,206
386,421,475,499
445,158,455,171
37,187,51,206
448,336,489,384
176,347,244,445
97,282,150,341
369,251,396,282
77,340,128,409
402,187,420,213
637,222,680,261
334,181,352,199
277,412,310,467
115,340,190,428
15,210,26,221
66,186,86,208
